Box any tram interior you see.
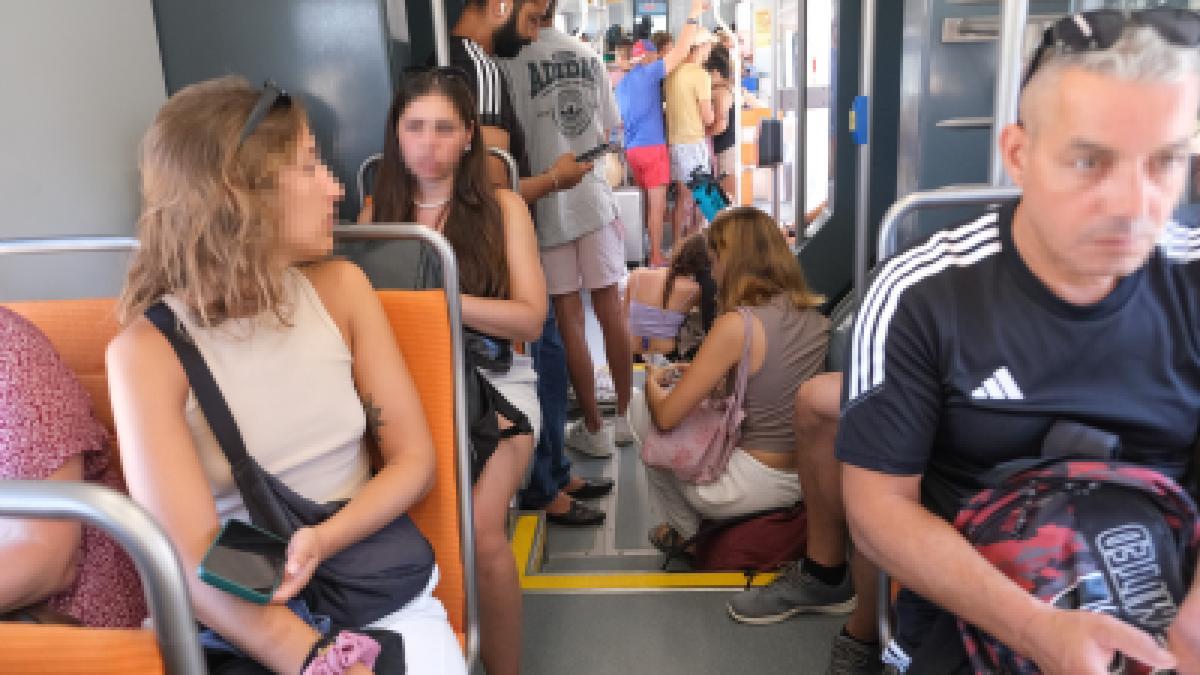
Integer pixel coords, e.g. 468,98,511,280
3,0,1200,673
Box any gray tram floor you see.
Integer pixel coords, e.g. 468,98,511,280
519,256,842,675
522,591,842,675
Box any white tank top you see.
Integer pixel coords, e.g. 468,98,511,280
164,268,369,524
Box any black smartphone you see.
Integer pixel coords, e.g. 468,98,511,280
198,519,288,604
576,142,613,163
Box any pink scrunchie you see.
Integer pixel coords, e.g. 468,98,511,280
302,631,382,675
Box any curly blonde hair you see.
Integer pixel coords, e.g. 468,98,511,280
118,76,309,327
707,206,823,312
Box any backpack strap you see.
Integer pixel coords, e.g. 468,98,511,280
144,301,292,536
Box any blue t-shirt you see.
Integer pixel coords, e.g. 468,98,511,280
616,60,667,149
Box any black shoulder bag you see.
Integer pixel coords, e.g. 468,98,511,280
145,302,435,634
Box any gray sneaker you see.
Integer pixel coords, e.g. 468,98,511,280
826,631,883,675
726,563,856,624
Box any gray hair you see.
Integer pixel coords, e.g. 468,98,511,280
1019,25,1200,125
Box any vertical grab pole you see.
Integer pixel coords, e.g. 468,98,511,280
989,0,1028,187
771,0,783,223
431,0,451,67
795,0,808,238
713,4,741,206
853,0,877,304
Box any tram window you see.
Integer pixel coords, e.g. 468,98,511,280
728,0,836,233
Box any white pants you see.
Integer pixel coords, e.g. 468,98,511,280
366,565,468,675
630,389,802,539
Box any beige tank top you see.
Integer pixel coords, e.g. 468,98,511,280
164,268,369,524
740,295,831,453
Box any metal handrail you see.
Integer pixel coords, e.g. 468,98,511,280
0,237,138,255
853,0,878,304
488,146,521,193
989,0,1029,186
333,224,478,671
357,153,383,211
876,184,1022,261
0,481,204,675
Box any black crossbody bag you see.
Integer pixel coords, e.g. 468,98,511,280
146,302,433,663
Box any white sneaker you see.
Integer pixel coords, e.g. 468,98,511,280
613,415,635,446
565,419,616,458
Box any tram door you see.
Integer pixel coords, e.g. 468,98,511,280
727,0,835,234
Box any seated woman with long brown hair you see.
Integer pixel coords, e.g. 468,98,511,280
107,76,466,674
362,68,546,675
624,232,716,359
629,207,829,556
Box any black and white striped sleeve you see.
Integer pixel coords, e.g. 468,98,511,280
459,40,504,127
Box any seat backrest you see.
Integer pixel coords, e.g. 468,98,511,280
374,289,467,641
4,290,468,648
0,620,164,674
4,298,123,463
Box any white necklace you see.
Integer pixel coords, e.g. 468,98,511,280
413,195,451,209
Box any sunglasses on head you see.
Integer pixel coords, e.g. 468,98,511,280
236,80,292,149
1022,8,1200,89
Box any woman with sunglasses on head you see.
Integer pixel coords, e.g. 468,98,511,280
107,76,467,675
364,68,546,675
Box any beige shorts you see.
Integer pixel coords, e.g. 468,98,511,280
541,217,627,296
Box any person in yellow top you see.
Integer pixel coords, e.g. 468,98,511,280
664,26,718,242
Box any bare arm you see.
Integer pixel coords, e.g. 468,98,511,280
0,455,83,611
843,466,1175,674
697,98,715,129
108,324,320,674
662,0,708,74
481,125,515,191
459,189,547,342
707,88,732,136
301,261,437,557
645,310,747,429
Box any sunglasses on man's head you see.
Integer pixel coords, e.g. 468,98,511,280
237,80,292,149
1021,8,1200,89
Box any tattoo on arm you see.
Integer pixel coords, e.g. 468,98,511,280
362,394,384,438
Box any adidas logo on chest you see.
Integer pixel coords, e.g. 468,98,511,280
970,366,1024,401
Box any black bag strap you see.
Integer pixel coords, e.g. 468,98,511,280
144,301,292,536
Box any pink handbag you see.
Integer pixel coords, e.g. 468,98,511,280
640,308,752,484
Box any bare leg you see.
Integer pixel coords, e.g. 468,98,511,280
672,181,696,241
646,185,668,266
553,293,602,432
473,431,533,675
589,284,632,416
794,372,878,643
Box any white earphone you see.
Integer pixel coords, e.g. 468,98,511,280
499,2,507,14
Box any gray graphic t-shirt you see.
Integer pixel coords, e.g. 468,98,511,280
499,28,619,248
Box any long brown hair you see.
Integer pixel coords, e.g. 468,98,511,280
662,232,711,307
707,206,824,312
371,70,509,299
118,76,309,327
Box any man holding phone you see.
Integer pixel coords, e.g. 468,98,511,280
499,0,634,463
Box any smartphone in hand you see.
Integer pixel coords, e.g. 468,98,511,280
198,519,288,604
576,142,613,163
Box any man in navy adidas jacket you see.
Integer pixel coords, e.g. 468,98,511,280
838,14,1200,675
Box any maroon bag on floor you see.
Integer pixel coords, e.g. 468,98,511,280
688,502,808,572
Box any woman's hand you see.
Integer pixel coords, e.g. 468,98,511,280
271,527,323,604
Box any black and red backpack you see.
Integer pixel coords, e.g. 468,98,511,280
952,422,1200,674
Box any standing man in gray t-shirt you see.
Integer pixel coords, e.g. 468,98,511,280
500,0,633,458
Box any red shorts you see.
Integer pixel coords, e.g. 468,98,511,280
626,144,670,190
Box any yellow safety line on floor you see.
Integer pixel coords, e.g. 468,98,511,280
511,514,778,591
